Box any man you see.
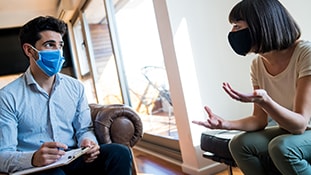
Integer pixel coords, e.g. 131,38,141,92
0,16,132,175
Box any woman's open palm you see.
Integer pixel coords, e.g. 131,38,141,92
192,106,227,129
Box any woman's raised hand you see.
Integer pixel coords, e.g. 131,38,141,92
192,106,229,129
222,82,267,103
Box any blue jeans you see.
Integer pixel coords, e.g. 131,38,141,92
229,126,311,175
31,143,132,175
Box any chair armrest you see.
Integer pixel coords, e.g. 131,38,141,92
89,104,143,147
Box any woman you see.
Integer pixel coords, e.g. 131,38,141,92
193,0,311,174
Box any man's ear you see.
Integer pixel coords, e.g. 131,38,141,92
22,43,33,58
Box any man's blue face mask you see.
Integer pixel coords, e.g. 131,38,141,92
30,46,65,76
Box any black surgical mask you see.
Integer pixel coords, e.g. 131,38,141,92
228,28,252,56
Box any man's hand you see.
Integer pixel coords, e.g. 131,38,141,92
32,142,67,167
80,139,100,163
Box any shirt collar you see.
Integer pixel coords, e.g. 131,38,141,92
25,67,62,87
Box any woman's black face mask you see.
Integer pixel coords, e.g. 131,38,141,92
228,28,252,56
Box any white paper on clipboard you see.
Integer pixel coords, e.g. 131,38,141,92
10,147,90,175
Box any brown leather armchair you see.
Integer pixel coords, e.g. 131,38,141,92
90,103,143,174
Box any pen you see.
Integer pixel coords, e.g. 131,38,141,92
40,140,66,151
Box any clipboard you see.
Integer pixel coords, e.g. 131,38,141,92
11,147,90,175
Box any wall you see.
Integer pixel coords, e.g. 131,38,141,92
158,0,311,174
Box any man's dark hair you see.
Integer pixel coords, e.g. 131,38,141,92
19,16,67,48
228,0,301,53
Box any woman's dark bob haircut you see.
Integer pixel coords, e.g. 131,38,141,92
229,0,301,54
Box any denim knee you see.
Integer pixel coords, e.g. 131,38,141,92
99,143,132,160
98,143,133,174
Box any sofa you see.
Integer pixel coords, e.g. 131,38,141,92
0,103,143,175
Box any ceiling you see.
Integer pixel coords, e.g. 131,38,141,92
0,0,83,29
0,0,126,29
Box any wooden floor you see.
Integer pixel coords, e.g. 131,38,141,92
214,167,243,175
134,149,187,175
134,149,243,175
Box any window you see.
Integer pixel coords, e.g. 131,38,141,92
114,0,177,139
71,0,180,162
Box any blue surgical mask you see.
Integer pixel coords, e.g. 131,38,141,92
31,46,65,76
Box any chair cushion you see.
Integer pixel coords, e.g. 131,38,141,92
201,130,241,166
